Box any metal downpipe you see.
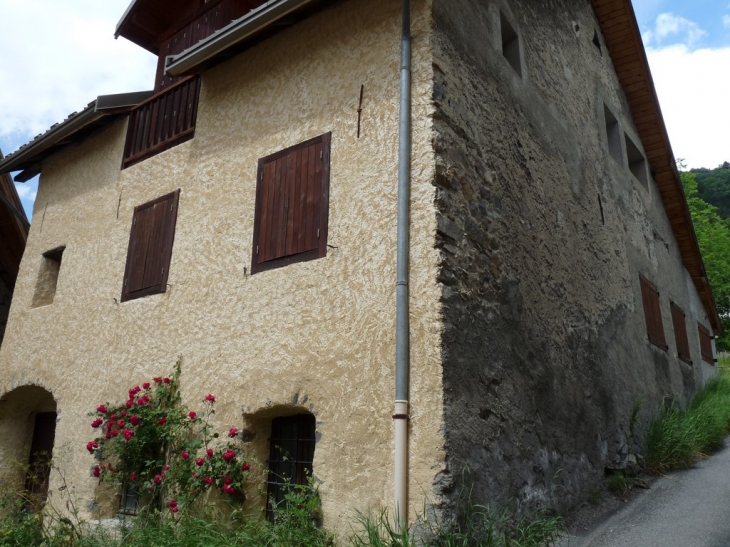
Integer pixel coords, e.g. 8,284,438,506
394,0,411,533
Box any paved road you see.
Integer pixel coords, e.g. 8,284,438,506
560,442,730,547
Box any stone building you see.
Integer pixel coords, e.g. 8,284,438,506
0,0,720,535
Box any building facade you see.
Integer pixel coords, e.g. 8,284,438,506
0,0,720,535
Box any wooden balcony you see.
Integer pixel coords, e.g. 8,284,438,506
122,75,201,168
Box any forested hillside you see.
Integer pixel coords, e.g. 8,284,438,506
681,165,730,349
690,162,730,219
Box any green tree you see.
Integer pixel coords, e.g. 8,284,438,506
682,172,730,350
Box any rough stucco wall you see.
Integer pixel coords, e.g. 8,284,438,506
0,0,443,535
431,0,717,515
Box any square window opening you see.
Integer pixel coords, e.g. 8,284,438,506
31,247,65,308
625,134,648,188
603,105,622,165
500,12,522,77
265,414,316,522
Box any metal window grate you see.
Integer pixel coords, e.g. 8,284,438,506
265,414,316,521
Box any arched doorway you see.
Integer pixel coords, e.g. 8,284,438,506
0,386,57,506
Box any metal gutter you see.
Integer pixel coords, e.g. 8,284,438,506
164,0,315,77
393,0,411,532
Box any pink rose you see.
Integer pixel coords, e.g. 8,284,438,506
154,377,162,384
242,463,251,471
96,405,108,414
204,394,216,403
154,474,162,485
165,464,171,470
117,419,125,429
206,448,213,460
130,473,138,481
228,428,238,438
171,506,179,513
222,484,236,494
130,415,141,426
188,411,197,420
163,377,171,384
181,451,190,460
143,382,151,389
204,476,213,485
121,410,127,417
224,476,232,485
93,466,101,478
111,429,119,437
195,458,204,466
91,418,103,428
168,499,178,508
222,449,236,462
158,417,167,426
123,429,134,441
86,441,98,453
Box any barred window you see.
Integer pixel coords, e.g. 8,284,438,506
265,414,316,520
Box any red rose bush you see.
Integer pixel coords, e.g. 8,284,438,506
85,359,251,517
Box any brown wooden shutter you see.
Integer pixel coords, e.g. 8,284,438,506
639,275,667,350
252,133,331,274
670,302,691,364
698,323,714,364
121,190,180,302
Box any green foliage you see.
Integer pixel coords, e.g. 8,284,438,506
645,373,730,474
689,163,730,220
681,171,730,350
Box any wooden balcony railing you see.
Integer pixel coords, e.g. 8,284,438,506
122,75,201,168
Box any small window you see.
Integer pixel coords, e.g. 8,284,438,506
31,247,65,308
251,133,331,274
121,190,180,302
625,134,648,187
603,105,622,165
670,302,691,365
265,414,316,521
698,323,714,365
500,12,522,77
639,275,667,351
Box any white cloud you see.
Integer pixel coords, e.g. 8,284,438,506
14,182,36,203
643,13,706,47
646,44,730,168
0,0,157,149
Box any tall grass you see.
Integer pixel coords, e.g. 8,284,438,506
350,505,563,547
645,373,730,474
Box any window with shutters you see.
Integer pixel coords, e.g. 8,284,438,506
121,190,180,302
639,275,667,351
670,302,691,365
251,133,331,274
698,323,714,365
265,414,316,521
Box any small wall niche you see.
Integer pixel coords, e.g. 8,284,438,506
500,12,522,77
624,134,648,188
31,247,65,308
603,105,622,164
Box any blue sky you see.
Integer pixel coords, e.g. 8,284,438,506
1,1,728,220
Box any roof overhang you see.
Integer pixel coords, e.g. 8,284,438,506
0,91,154,182
592,0,722,333
164,0,324,77
0,150,29,289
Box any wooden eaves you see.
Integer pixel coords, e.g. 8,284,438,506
592,0,722,333
0,151,29,290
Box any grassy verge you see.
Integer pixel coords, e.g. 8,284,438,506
645,371,730,474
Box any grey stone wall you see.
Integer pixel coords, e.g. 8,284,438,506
431,0,716,516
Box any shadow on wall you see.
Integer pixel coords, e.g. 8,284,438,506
0,385,57,506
